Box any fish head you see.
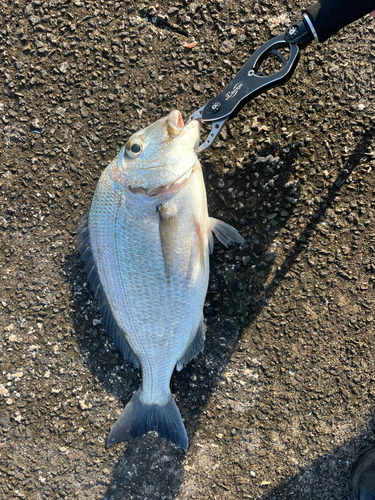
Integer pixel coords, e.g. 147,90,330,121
111,110,200,197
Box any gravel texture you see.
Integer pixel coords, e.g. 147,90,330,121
0,1,375,499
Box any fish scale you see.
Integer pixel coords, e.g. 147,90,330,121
76,110,244,451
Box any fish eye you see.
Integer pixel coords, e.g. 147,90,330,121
125,139,143,159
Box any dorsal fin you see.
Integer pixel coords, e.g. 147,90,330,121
75,213,139,369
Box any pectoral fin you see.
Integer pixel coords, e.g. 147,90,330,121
191,220,206,272
209,217,244,248
157,204,179,279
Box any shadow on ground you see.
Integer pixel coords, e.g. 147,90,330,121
260,416,375,500
100,416,375,500
260,125,375,310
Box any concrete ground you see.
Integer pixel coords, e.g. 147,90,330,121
0,1,374,499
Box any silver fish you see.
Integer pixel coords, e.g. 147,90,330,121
76,110,244,451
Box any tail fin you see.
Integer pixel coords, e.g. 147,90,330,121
106,390,188,451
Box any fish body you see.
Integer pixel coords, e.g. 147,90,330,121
76,110,244,450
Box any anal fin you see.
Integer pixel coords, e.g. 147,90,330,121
176,318,206,371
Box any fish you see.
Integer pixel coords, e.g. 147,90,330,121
75,110,244,451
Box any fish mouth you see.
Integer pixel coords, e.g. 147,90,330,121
167,110,185,139
167,110,200,148
168,110,184,129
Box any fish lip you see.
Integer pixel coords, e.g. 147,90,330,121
193,120,201,149
184,119,200,131
168,110,184,129
179,118,200,145
167,110,185,139
183,119,201,149
168,111,200,138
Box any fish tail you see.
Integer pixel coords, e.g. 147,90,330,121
106,389,188,451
